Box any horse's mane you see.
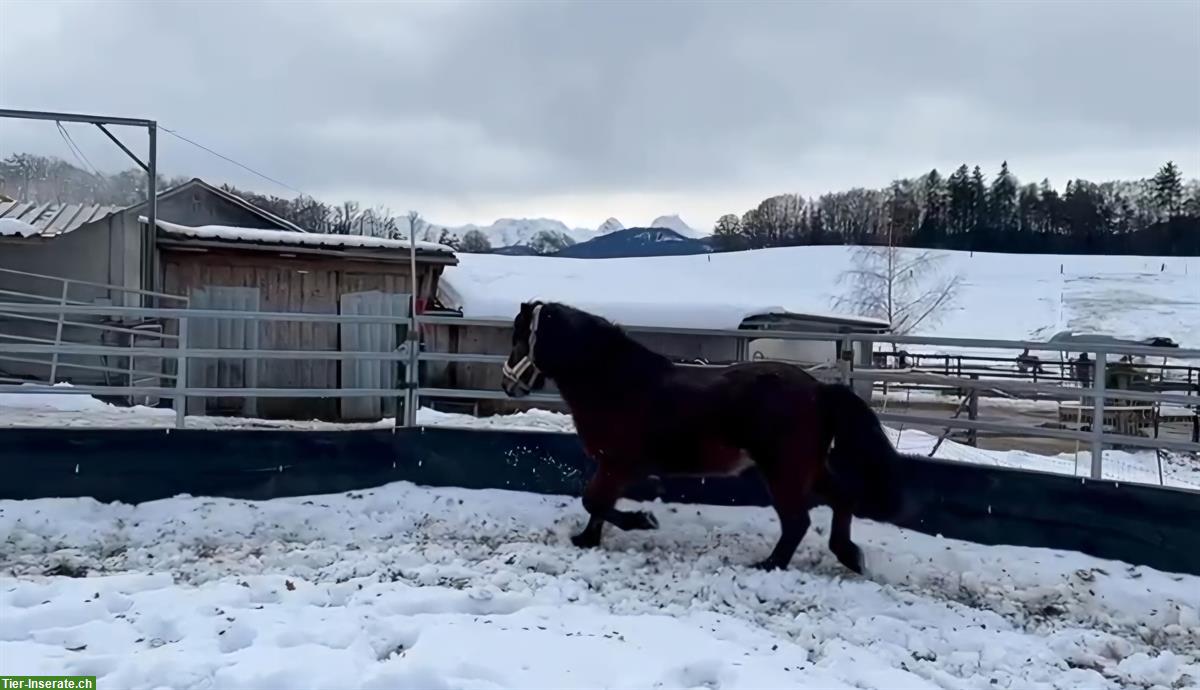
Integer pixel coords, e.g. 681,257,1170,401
542,302,672,377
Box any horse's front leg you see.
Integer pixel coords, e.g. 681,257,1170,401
571,465,656,548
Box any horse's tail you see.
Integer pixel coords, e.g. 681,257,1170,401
817,382,908,523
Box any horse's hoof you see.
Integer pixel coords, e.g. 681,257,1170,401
835,544,865,575
571,532,600,548
752,558,785,571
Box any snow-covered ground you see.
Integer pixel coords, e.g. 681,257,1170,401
440,246,1200,349
4,479,1199,689
4,389,1200,688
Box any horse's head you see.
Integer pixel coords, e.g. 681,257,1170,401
501,300,550,397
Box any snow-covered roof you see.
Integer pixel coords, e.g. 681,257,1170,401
439,249,891,331
0,217,39,238
150,218,456,256
0,201,122,239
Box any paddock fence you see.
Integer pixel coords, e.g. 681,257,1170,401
0,301,1197,486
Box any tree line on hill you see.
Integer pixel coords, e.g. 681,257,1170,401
0,152,567,253
5,152,1196,256
713,161,1200,256
0,153,191,207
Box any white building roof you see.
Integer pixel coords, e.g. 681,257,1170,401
150,218,455,255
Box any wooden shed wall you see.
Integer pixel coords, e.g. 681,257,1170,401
163,249,444,419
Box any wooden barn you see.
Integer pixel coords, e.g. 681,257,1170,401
1,178,313,390
154,219,456,420
1,179,457,420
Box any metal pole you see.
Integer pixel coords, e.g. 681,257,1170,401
0,108,155,128
175,316,188,429
405,219,420,427
147,123,158,307
1090,351,1107,480
836,337,852,387
49,281,69,384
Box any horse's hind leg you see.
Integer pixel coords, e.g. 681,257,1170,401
814,473,865,575
828,500,864,575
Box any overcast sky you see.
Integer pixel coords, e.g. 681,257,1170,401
2,0,1197,231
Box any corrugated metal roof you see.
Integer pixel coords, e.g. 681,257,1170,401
0,200,121,238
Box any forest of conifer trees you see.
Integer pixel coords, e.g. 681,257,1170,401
714,161,1199,256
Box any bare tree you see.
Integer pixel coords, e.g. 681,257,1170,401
832,245,963,335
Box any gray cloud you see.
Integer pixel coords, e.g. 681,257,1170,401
1,0,1197,228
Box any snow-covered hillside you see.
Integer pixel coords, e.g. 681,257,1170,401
441,245,1200,347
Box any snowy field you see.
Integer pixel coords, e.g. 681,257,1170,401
440,246,1200,349
5,478,1200,689
4,389,1200,688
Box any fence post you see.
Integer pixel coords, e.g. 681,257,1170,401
968,374,979,447
835,337,852,387
1090,351,1107,479
175,316,188,429
48,281,69,384
403,315,420,427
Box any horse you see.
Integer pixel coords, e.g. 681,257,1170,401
500,300,910,573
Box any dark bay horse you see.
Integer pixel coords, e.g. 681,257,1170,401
501,301,908,573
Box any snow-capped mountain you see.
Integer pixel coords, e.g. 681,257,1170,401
411,214,705,250
649,214,702,238
452,218,587,247
597,217,625,234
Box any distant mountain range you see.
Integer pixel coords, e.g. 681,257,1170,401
409,213,707,252
553,227,713,258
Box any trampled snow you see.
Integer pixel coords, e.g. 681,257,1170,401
2,390,1199,687
4,478,1199,689
440,246,1200,347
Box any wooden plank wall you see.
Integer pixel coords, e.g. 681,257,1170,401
162,250,435,419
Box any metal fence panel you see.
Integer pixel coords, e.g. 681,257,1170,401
339,291,410,420
188,286,261,416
